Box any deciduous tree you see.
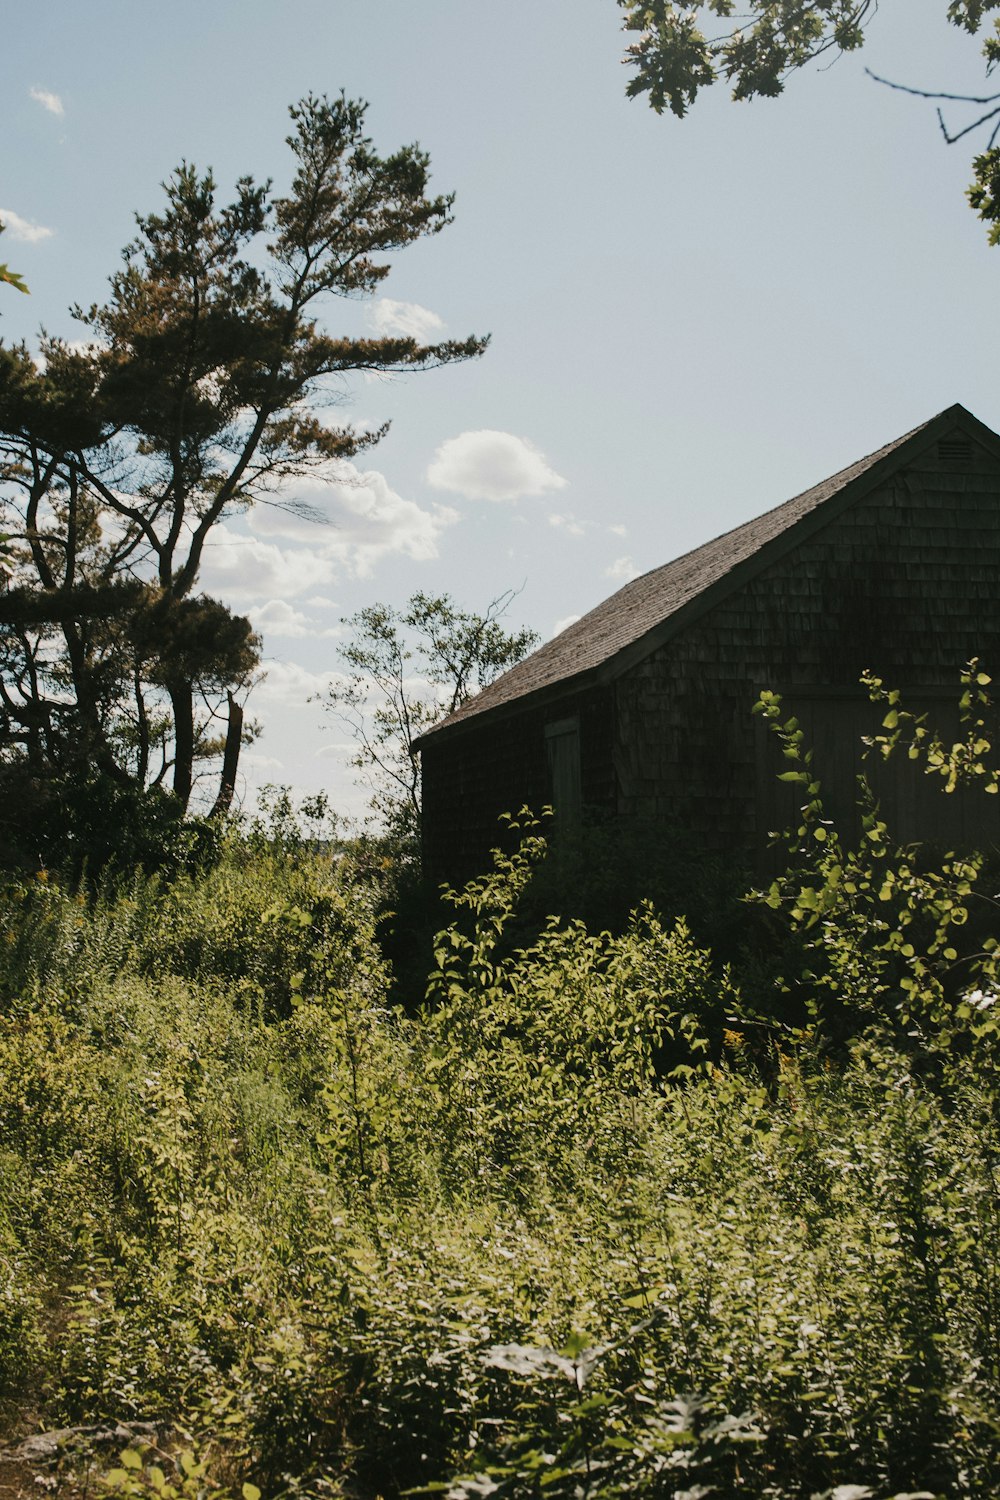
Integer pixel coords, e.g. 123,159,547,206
617,2,1000,117
617,1,1000,230
325,590,539,839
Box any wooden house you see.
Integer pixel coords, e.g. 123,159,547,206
416,404,1000,883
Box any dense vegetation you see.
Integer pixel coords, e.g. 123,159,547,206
0,94,485,854
3,686,1000,1499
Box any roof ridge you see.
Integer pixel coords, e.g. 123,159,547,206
417,405,981,744
621,410,938,597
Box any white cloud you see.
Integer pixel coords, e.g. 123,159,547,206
370,297,445,341
605,556,640,584
244,504,336,547
201,531,336,602
427,430,567,503
201,458,456,602
196,368,226,404
29,86,63,117
549,511,586,537
608,523,628,538
240,750,285,773
249,462,458,579
0,208,53,244
553,614,581,636
313,399,383,436
256,660,344,707
251,599,342,639
315,740,358,759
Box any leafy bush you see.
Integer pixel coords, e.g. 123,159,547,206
0,764,223,882
415,815,737,1192
3,721,1000,1495
755,664,1000,1072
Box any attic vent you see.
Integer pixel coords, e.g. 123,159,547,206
938,438,972,469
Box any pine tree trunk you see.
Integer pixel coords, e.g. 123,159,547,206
209,691,243,819
167,677,194,809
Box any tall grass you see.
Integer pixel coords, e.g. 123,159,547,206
1,824,999,1497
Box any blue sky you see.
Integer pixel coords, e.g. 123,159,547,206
5,1,1000,819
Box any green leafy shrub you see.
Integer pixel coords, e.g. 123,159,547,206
0,1234,42,1403
101,1444,248,1498
3,737,1000,1495
755,664,1000,1072
0,764,223,882
415,817,737,1192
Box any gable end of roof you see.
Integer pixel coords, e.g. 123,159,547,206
417,404,1000,748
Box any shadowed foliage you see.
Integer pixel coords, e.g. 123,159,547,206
0,94,486,871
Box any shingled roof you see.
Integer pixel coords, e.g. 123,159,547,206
417,403,996,746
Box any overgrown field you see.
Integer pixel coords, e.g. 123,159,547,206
2,811,1000,1498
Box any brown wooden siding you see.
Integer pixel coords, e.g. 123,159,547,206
614,446,1000,851
422,434,1000,884
421,683,615,884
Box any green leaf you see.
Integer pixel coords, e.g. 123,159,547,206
0,263,29,294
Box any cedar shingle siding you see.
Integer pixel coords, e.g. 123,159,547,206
417,405,1000,883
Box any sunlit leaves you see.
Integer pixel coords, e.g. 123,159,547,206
0,263,28,295
755,666,1000,1061
617,0,1000,250
0,218,29,295
618,0,878,115
6,821,1000,1491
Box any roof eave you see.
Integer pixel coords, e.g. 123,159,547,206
417,403,996,748
414,664,603,751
